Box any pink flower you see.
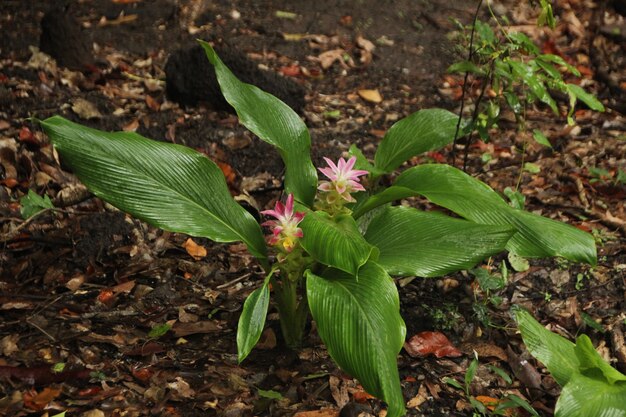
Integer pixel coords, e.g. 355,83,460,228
318,156,369,202
261,194,306,252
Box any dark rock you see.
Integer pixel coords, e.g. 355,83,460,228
165,44,306,114
39,6,93,70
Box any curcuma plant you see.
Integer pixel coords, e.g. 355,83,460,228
39,41,596,417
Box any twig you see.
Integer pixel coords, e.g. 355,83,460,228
450,0,484,168
216,272,253,289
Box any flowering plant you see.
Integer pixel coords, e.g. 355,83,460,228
39,41,596,417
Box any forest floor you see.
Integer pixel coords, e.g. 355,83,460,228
0,0,625,416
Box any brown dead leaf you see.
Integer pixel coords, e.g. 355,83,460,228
145,94,160,111
172,321,220,337
329,375,349,408
183,238,207,260
506,346,542,390
0,335,19,357
122,119,140,132
358,89,382,103
404,331,462,358
317,49,352,69
23,386,62,410
294,409,339,417
406,383,429,409
72,98,102,120
460,342,507,361
167,377,196,399
256,328,277,350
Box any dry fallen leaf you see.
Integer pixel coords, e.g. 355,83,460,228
293,409,339,417
23,386,62,410
71,98,102,120
404,331,462,358
183,238,207,260
406,383,429,409
358,89,382,103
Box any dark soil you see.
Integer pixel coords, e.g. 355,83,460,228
1,1,625,416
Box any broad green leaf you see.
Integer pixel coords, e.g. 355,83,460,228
508,60,558,113
447,60,486,75
575,335,626,385
199,41,317,206
40,116,267,261
20,189,54,219
237,276,271,363
508,252,530,272
374,108,458,173
306,263,406,417
513,307,577,386
300,212,376,276
363,206,515,277
394,165,596,264
555,373,626,417
566,83,605,112
356,164,596,265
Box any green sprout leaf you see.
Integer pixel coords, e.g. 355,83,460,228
149,323,171,339
20,189,54,219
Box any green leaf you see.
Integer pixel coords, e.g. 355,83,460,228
374,108,459,173
523,162,541,174
237,274,271,363
535,59,563,81
507,252,530,272
465,358,479,390
513,307,577,386
575,335,626,385
257,388,283,400
532,129,552,148
348,144,385,178
447,60,486,75
364,206,515,277
508,59,558,114
40,116,268,262
149,323,171,338
51,412,67,417
199,41,317,206
20,189,54,219
444,377,464,390
357,164,596,265
300,212,376,276
306,263,406,417
566,83,605,112
555,372,626,417
508,32,539,55
538,54,580,77
503,186,525,209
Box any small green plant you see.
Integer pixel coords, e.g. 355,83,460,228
514,307,626,417
448,2,604,148
445,354,539,416
38,41,597,417
20,189,54,219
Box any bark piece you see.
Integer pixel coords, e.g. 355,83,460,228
39,6,93,70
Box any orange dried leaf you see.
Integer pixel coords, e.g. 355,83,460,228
182,238,207,260
23,386,62,410
145,94,160,111
404,331,462,358
352,390,375,403
358,89,383,103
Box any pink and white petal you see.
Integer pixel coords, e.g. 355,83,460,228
350,169,369,178
349,181,365,192
318,167,337,180
335,183,347,194
323,157,339,172
284,194,295,214
294,228,304,238
344,157,357,171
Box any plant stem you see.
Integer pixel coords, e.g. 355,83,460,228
274,272,308,349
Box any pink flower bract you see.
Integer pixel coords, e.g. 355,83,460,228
261,194,305,252
318,156,369,202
